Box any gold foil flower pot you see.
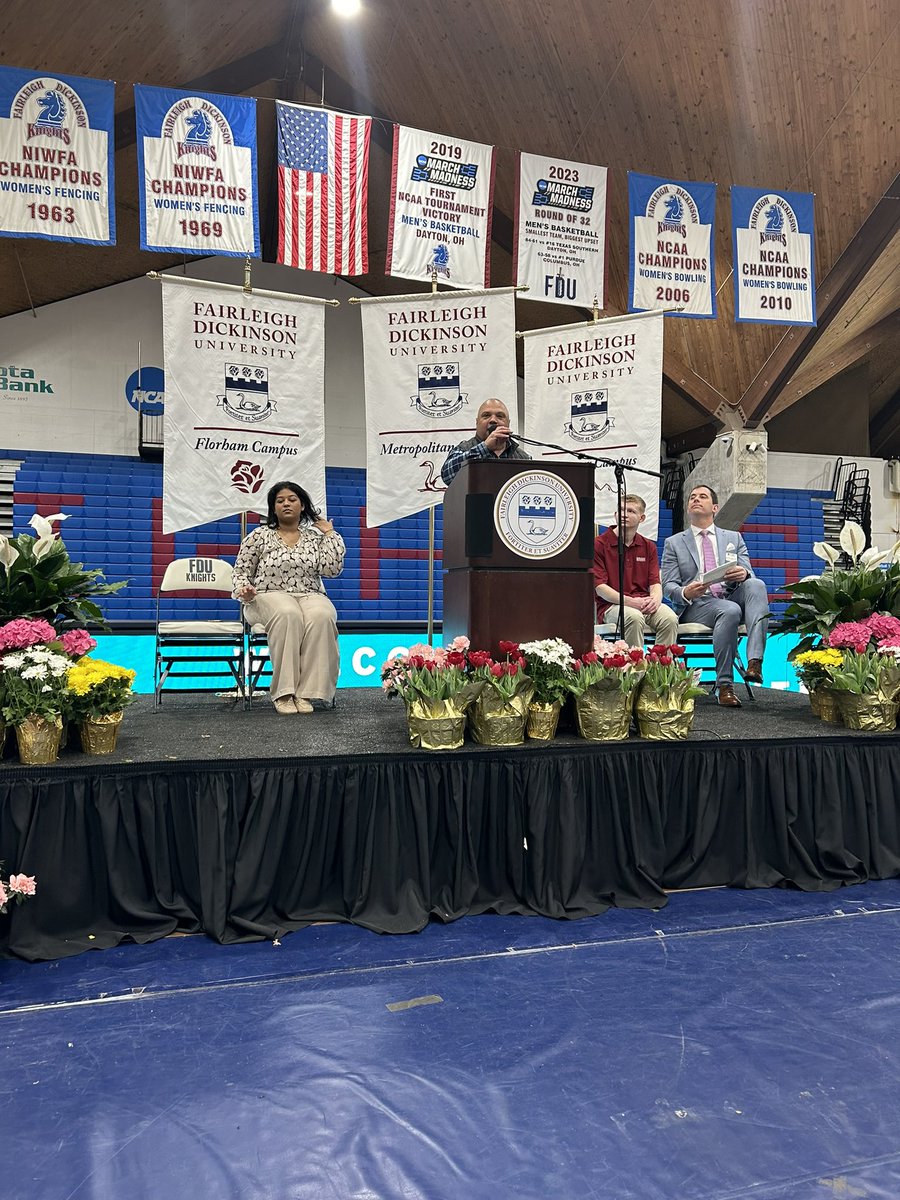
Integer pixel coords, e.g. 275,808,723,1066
469,685,532,747
635,691,695,741
574,680,634,741
406,695,471,750
834,693,899,732
809,687,842,724
79,710,124,755
526,701,561,741
15,714,63,765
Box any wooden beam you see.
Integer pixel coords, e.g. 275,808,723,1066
766,310,900,418
741,172,900,427
663,352,732,424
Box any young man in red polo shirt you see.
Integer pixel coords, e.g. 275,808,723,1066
593,494,679,646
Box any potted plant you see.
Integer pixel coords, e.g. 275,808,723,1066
66,657,136,755
381,638,484,750
518,638,575,740
823,646,900,732
792,647,844,722
567,640,646,741
0,864,36,914
0,644,71,764
634,643,705,741
0,513,125,626
468,643,534,747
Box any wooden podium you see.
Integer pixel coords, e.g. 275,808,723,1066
442,458,596,657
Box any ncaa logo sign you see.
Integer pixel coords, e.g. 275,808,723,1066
494,471,579,560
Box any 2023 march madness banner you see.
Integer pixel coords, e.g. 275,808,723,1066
135,84,259,257
385,124,496,290
161,278,326,534
514,151,608,308
0,66,115,245
732,185,816,325
360,288,517,527
521,311,664,538
628,172,716,319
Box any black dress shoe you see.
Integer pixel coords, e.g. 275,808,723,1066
744,658,763,684
718,683,742,708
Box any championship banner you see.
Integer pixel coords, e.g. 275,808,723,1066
514,151,608,308
628,172,716,319
522,311,664,537
0,66,114,245
385,124,495,289
161,278,326,534
360,288,517,527
732,185,816,325
135,84,259,257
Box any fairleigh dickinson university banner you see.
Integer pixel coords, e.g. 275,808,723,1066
386,124,496,289
628,172,716,319
135,84,259,257
731,185,816,325
514,151,608,308
521,311,664,538
0,65,115,245
360,289,517,527
161,278,326,534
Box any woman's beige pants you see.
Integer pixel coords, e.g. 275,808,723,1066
243,591,339,703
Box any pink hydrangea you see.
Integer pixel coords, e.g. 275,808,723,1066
865,614,900,642
59,629,97,658
0,881,7,908
878,636,900,650
0,618,57,651
8,874,36,896
828,621,874,649
447,635,470,652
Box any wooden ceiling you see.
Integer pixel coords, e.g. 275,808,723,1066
1,0,898,449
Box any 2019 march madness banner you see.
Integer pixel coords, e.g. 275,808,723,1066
731,185,816,325
386,124,496,290
0,65,115,245
628,171,716,319
135,83,259,257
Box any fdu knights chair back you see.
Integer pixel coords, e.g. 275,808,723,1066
154,557,245,708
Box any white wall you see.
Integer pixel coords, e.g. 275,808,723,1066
0,258,371,465
768,451,899,549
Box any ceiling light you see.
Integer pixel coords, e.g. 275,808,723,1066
332,0,361,16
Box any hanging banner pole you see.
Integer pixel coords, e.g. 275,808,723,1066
349,284,525,307
147,270,340,306
425,268,439,646
515,304,680,340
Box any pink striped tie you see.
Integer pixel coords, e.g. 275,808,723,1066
701,530,725,597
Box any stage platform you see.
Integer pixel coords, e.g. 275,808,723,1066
2,688,900,962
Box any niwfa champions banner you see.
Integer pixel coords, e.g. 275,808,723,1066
732,186,816,325
0,66,115,245
522,312,664,537
135,84,259,257
628,172,716,319
514,152,608,308
361,289,517,527
386,125,495,289
161,279,325,534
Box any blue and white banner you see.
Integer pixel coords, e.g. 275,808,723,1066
0,66,114,245
628,172,716,319
386,124,496,289
732,186,816,325
514,151,608,308
135,84,259,257
521,311,664,538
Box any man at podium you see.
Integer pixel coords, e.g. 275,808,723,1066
441,398,530,485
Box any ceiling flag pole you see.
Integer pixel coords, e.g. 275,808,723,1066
146,271,340,307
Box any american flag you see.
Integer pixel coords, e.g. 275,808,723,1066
276,101,371,275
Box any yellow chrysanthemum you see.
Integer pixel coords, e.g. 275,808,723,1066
795,649,842,667
67,657,136,695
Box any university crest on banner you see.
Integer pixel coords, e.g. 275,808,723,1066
411,363,465,418
217,364,276,423
0,66,115,245
563,390,613,442
732,185,816,326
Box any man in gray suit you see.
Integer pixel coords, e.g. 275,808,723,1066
661,483,769,708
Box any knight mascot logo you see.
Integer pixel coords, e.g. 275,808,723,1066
750,194,798,246
13,77,89,145
430,243,451,280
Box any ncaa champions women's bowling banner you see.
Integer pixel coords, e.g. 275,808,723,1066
135,84,260,257
628,171,716,319
160,278,326,534
514,151,608,309
0,66,115,245
731,185,816,325
359,288,517,527
385,124,496,289
521,311,664,538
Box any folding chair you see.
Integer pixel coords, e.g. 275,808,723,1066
154,558,245,708
676,622,755,702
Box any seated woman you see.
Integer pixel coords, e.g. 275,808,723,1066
233,481,345,714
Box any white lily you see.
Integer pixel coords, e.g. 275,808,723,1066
28,512,68,540
812,541,839,568
0,534,19,569
859,546,890,569
32,536,57,561
838,521,866,564
888,539,900,564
